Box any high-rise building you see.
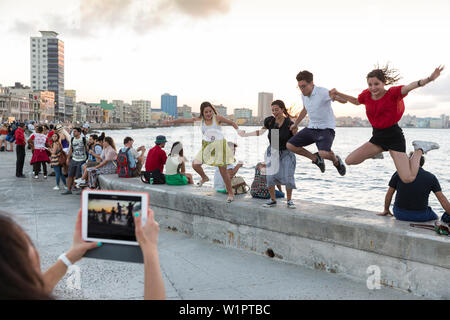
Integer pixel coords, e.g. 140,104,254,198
132,100,152,123
161,93,177,118
30,31,64,121
258,92,273,120
64,90,76,122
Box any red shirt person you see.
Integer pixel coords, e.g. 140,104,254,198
145,136,168,173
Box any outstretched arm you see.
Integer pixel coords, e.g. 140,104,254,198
241,126,267,137
164,117,200,125
290,107,307,130
329,89,348,104
377,187,395,216
332,90,360,105
401,65,445,96
435,191,450,214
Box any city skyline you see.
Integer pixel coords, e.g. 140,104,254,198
1,0,450,117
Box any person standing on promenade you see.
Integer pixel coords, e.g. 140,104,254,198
240,100,298,208
49,132,67,191
61,127,88,195
28,126,51,180
6,122,17,152
331,65,444,183
0,208,165,300
379,153,450,222
14,122,27,178
164,102,244,203
286,70,347,176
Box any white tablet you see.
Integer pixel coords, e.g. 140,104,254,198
81,189,149,246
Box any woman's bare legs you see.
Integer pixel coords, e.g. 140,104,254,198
218,165,234,201
390,150,423,183
345,142,383,165
192,160,209,184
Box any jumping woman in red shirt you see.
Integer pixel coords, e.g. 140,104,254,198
331,65,444,184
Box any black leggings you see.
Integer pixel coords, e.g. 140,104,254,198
33,161,48,176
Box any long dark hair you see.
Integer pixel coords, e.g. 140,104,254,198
271,100,294,119
0,212,52,299
367,63,401,85
104,136,116,151
169,141,184,157
200,102,217,119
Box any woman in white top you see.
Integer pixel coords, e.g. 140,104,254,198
165,102,244,203
165,142,194,185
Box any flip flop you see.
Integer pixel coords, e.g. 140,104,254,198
226,196,234,203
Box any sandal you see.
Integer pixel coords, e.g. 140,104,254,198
196,177,209,187
226,196,234,203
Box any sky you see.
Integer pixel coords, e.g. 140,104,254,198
1,0,450,117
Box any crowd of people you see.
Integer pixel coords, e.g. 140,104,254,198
1,65,449,299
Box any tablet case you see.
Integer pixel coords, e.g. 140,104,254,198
83,243,144,263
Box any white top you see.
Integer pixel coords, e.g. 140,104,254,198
201,115,224,142
165,155,181,175
214,164,235,190
302,85,336,129
31,133,47,149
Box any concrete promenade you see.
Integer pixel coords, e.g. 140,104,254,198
0,150,423,300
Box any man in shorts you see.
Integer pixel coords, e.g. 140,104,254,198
62,127,88,195
287,70,347,176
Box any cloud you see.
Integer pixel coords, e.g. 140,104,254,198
10,0,232,37
420,74,450,102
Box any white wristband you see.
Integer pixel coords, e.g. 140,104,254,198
58,253,73,268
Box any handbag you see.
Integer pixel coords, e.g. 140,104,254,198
58,151,67,166
231,176,249,195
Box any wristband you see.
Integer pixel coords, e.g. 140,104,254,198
58,253,73,268
418,80,422,87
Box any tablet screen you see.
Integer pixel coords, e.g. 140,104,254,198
87,193,142,242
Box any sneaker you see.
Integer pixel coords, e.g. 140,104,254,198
333,155,346,176
372,153,384,159
43,175,47,179
312,152,325,173
412,141,440,154
287,200,296,209
53,185,60,190
63,185,68,190
34,175,39,179
74,178,85,184
262,199,277,208
61,190,72,195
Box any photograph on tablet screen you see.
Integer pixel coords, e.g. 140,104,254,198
87,193,142,242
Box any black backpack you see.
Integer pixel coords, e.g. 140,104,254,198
140,169,166,184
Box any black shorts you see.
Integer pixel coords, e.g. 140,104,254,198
287,128,335,152
370,124,406,153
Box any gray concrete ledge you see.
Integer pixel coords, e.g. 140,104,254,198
98,175,450,299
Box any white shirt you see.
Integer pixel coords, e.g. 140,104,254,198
214,164,234,190
302,85,336,129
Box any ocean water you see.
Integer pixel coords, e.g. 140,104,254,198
102,125,450,213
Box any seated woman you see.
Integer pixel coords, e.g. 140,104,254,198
86,136,118,189
214,142,243,193
165,142,194,185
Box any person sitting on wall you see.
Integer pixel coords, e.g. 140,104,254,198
379,152,450,222
144,135,167,184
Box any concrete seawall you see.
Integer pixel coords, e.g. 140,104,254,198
99,175,450,299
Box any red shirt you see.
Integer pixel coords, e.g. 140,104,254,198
15,127,26,146
47,130,55,146
358,85,407,129
145,145,167,172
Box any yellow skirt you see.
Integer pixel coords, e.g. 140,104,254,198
194,139,234,167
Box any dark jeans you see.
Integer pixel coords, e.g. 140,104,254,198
393,205,439,222
33,161,48,176
16,145,25,177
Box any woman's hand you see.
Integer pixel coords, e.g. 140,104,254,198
66,210,100,264
429,65,445,81
134,208,159,252
237,130,246,137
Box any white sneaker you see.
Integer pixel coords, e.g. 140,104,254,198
53,185,60,190
43,175,47,179
287,200,296,209
63,185,68,190
34,175,39,179
75,178,86,184
412,141,440,154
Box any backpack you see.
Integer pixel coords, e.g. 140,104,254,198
140,170,166,184
250,163,271,199
117,147,135,178
231,176,249,195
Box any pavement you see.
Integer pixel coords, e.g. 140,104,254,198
0,150,422,300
